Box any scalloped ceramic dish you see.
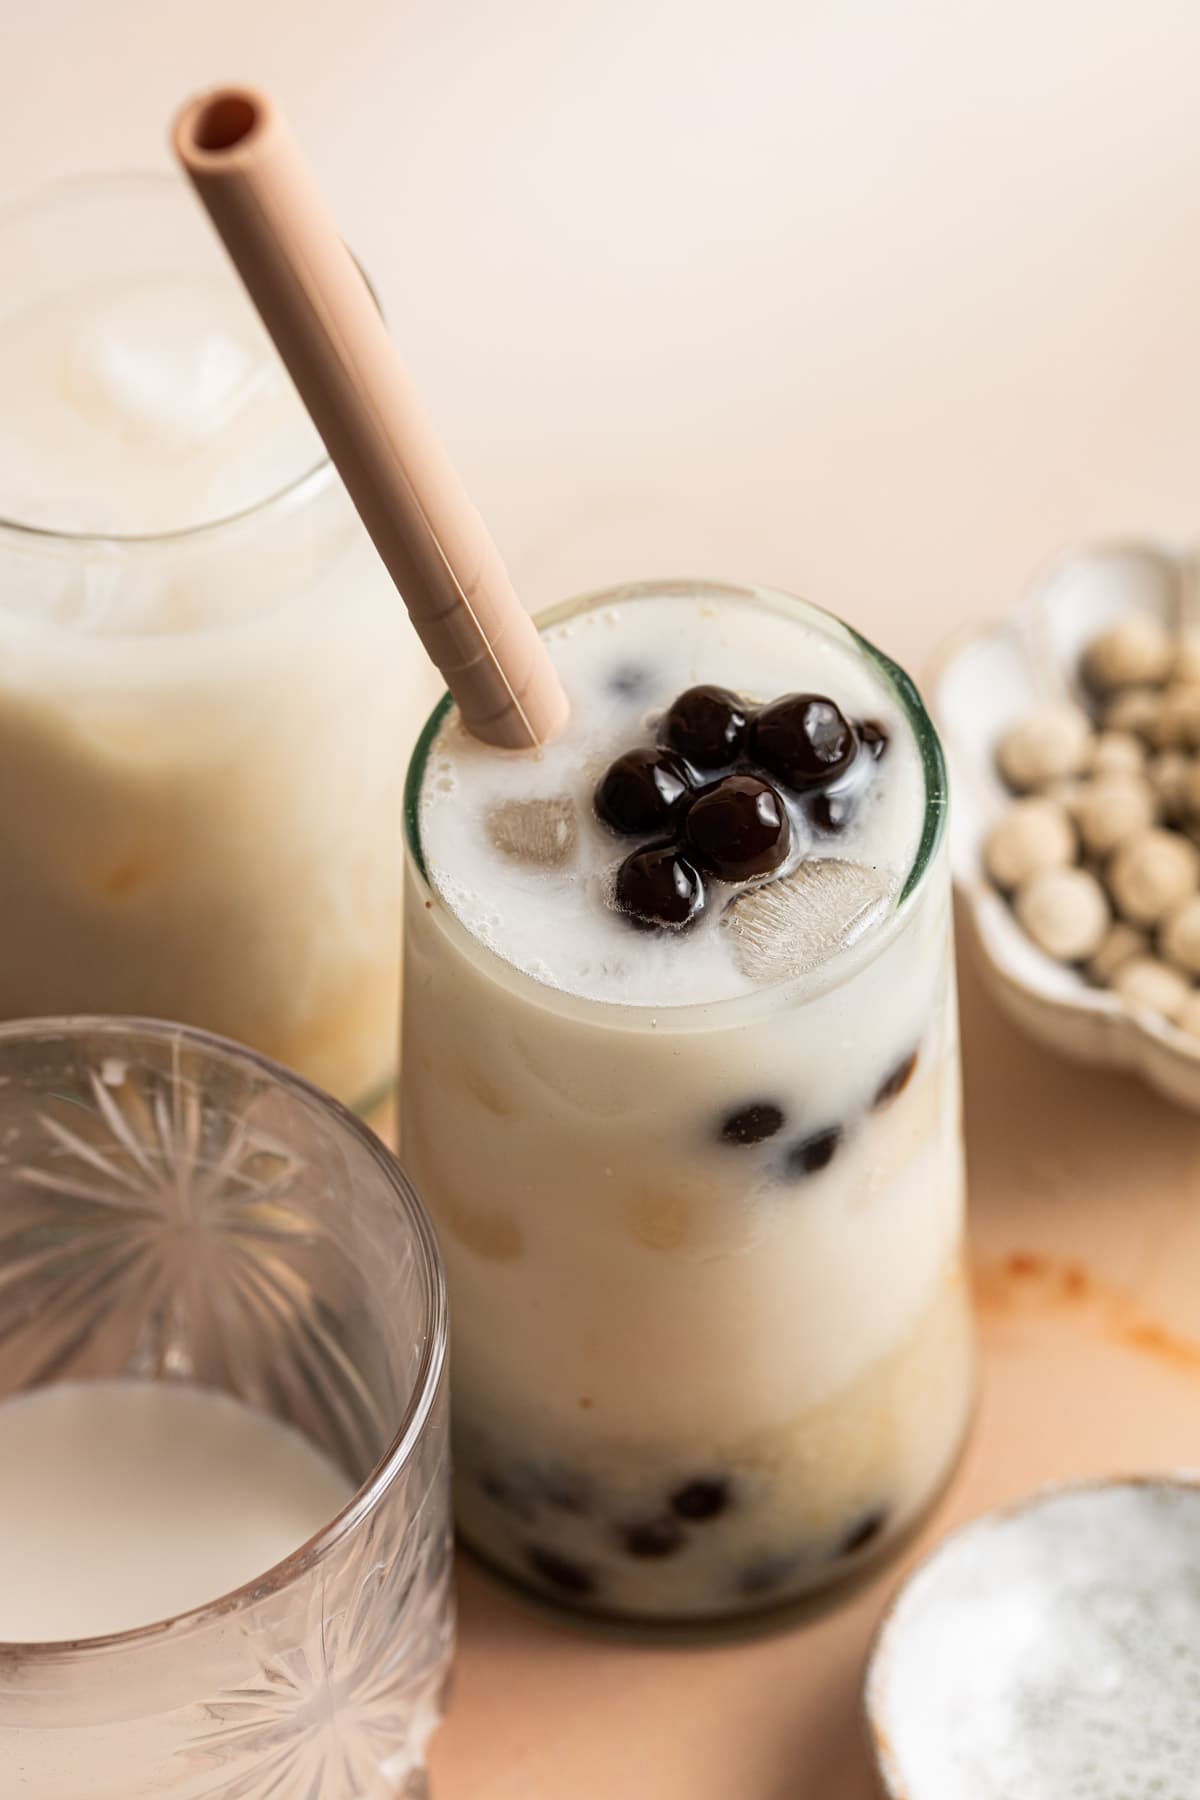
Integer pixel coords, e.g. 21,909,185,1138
929,539,1200,1112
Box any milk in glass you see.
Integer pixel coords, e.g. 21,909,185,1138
0,1380,351,1642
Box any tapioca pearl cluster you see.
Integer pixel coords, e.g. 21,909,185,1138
472,1460,738,1600
714,1044,920,1185
987,617,1200,1035
468,1451,891,1604
594,684,889,931
736,1506,892,1600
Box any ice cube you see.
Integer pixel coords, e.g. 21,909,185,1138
69,288,270,450
724,859,895,983
486,797,578,867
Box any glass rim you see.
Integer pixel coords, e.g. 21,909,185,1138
0,170,334,549
403,576,949,1027
0,1012,448,1659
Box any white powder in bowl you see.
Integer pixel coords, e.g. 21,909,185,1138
867,1480,1200,1800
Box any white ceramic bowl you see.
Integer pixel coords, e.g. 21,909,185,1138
863,1475,1200,1800
929,538,1200,1111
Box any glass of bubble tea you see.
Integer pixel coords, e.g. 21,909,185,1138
401,577,974,1627
0,176,440,1108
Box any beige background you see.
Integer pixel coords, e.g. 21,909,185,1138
7,0,1200,676
7,3,1200,1793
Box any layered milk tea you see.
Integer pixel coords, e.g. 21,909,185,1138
0,178,437,1103
404,580,972,1621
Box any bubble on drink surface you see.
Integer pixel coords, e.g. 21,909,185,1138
438,874,499,947
486,797,579,868
724,859,895,983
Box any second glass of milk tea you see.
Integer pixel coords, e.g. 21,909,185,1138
402,578,973,1625
0,176,437,1107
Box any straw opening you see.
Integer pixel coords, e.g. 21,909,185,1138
189,92,262,153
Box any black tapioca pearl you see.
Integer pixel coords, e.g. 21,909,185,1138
525,1545,597,1596
610,664,653,700
874,1049,918,1109
685,774,791,879
595,746,692,836
859,720,889,760
751,694,858,791
782,1126,843,1180
718,1101,786,1147
836,1506,890,1558
737,1552,799,1596
620,1516,687,1559
810,791,853,833
479,1469,537,1521
659,684,750,771
614,842,705,931
538,1467,593,1515
670,1477,732,1522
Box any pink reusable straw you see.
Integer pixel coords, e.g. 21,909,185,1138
173,85,569,750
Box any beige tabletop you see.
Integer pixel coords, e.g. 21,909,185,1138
7,3,1200,1793
427,934,1200,1798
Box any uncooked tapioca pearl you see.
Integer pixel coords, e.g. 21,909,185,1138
982,798,1075,889
1013,866,1110,961
1111,954,1192,1022
1149,749,1191,820
1088,728,1145,774
1176,991,1200,1038
1072,773,1158,856
1083,613,1173,691
1042,774,1086,809
1181,760,1200,819
1108,827,1200,925
1149,682,1200,749
1160,894,1200,975
1103,686,1160,739
1087,920,1148,986
1175,631,1200,683
994,703,1092,792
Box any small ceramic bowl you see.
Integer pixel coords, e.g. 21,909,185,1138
864,1475,1200,1799
929,539,1200,1111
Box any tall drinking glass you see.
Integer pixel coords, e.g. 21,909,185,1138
0,177,439,1108
402,579,973,1626
0,1016,453,1796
